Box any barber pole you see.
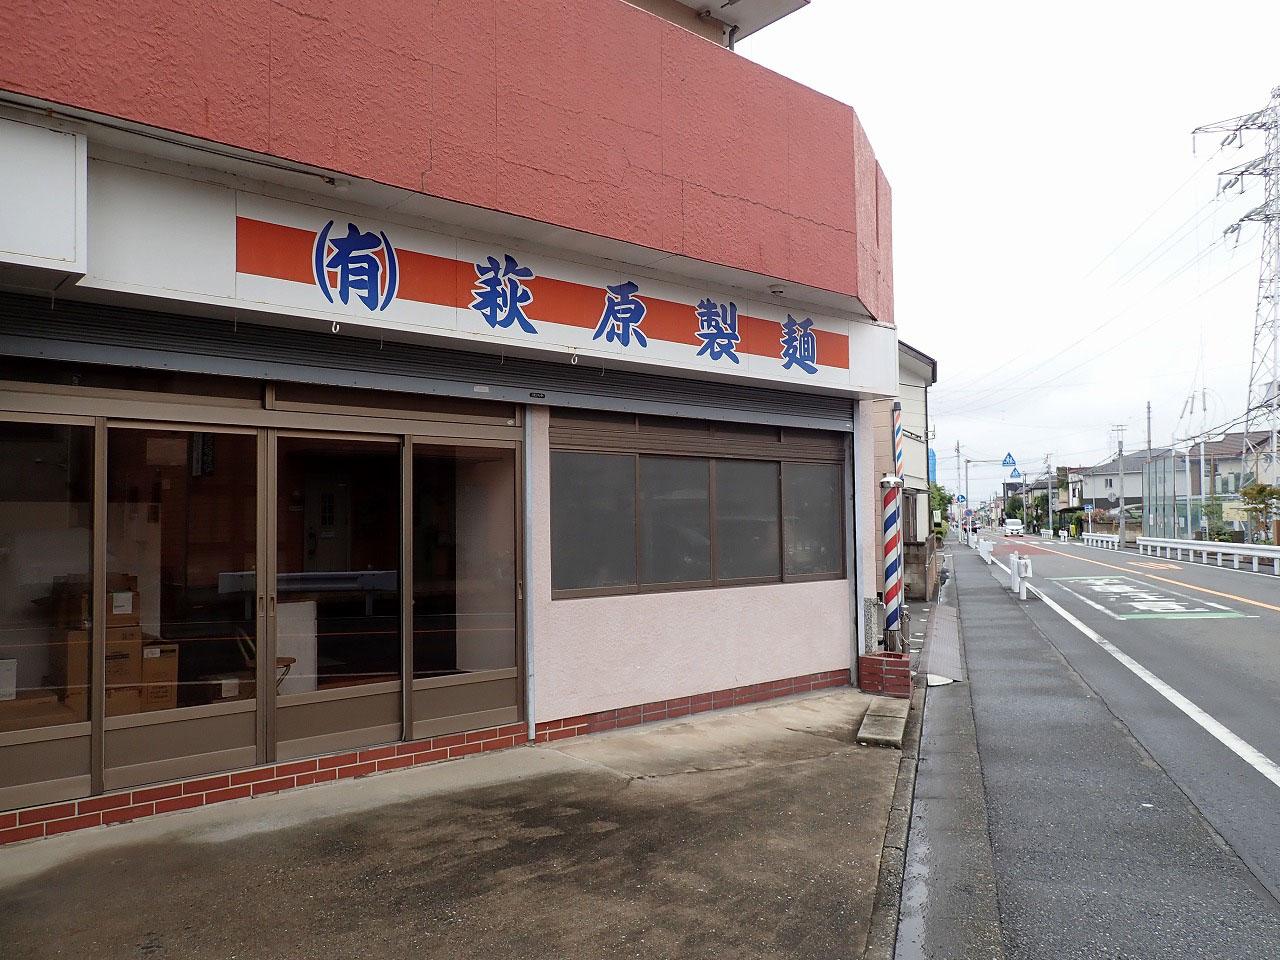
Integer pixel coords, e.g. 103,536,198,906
893,401,905,481
883,479,903,637
883,402,906,644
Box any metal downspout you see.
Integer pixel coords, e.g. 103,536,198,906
850,404,867,667
523,409,537,742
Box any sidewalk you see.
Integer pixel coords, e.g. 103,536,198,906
895,547,1005,960
0,688,905,960
922,540,1280,958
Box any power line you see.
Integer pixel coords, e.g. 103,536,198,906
938,256,1255,419
1082,150,1227,279
938,148,1232,399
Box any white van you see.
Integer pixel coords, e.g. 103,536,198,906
1003,518,1025,537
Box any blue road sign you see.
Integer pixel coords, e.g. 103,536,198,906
958,494,967,503
1002,453,1017,467
1010,467,1022,479
964,508,973,517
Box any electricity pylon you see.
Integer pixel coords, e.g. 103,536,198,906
1195,87,1280,488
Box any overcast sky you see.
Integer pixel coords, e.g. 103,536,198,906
740,1,1280,500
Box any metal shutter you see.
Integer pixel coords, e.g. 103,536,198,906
0,292,854,431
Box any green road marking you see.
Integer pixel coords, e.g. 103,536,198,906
1116,612,1245,620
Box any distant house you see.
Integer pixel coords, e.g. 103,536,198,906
1144,431,1274,539
1080,447,1173,512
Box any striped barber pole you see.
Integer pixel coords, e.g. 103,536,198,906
883,481,903,634
893,401,905,481
884,401,906,636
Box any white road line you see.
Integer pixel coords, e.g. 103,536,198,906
1027,582,1280,792
1051,581,1126,620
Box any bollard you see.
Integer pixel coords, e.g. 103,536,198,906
1010,551,1020,594
1018,556,1032,600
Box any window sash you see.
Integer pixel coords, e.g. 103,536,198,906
550,450,843,597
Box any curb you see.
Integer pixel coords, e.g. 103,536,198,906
856,697,911,748
862,670,924,960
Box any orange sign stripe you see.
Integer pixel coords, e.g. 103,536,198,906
815,328,850,369
398,248,463,307
639,296,701,347
235,217,852,370
525,275,605,330
236,218,314,285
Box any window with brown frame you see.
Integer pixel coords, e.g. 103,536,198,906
549,451,845,597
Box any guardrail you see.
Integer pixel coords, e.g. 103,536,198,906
1137,536,1280,575
1082,533,1120,550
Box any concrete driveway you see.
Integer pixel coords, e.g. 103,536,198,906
0,689,900,960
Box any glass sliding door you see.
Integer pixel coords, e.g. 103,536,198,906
103,427,259,790
410,444,520,739
273,435,402,759
0,420,94,808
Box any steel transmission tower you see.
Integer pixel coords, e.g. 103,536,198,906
1195,87,1280,484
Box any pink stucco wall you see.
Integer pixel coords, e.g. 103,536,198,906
0,0,891,315
527,407,852,723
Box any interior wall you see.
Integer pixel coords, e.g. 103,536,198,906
454,455,517,671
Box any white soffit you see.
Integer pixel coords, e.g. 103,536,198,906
675,0,809,40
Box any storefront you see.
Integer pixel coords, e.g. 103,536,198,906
0,0,897,832
1,347,528,808
0,281,879,814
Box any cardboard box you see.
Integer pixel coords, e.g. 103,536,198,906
0,658,15,701
106,627,144,686
52,574,141,628
200,670,255,704
141,643,179,711
105,685,142,717
0,690,77,733
53,626,143,697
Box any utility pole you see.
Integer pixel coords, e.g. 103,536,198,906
1146,400,1152,460
1185,448,1194,539
1046,454,1054,539
955,440,962,526
1195,87,1280,492
1200,387,1208,538
1114,425,1127,547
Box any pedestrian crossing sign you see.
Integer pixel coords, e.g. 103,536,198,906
1010,467,1022,479
1002,453,1016,467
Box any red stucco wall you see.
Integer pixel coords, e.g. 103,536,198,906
0,0,892,318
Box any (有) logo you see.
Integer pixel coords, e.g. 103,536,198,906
313,220,399,312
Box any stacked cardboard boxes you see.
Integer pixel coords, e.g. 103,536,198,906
49,573,178,716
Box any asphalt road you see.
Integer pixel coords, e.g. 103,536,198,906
994,534,1280,904
927,534,1280,959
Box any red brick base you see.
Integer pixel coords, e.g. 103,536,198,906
858,652,911,699
530,669,852,742
0,667,850,846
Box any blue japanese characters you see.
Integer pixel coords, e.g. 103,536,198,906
694,299,741,364
781,314,818,374
594,281,648,348
313,220,399,312
471,254,537,334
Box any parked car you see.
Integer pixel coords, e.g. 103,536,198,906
1003,518,1025,537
